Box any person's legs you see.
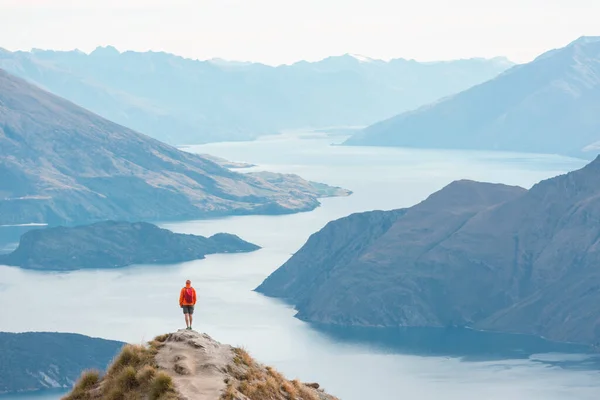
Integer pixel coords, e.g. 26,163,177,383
183,306,190,328
189,313,193,330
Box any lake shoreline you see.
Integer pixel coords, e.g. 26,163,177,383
1,133,596,400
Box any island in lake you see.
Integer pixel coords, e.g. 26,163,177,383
0,221,260,271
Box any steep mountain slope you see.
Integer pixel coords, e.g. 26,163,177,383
0,47,512,144
0,69,349,226
0,221,259,270
0,332,123,394
345,36,600,158
257,158,600,345
64,330,337,400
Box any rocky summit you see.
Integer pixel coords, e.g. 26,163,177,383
63,330,338,400
257,156,600,345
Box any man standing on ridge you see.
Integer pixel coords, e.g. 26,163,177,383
179,280,197,330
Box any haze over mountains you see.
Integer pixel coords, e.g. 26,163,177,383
257,155,600,345
0,47,512,144
346,36,600,158
0,69,348,226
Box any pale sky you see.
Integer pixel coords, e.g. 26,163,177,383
0,0,599,65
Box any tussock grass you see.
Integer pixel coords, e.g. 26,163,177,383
222,348,336,400
62,338,177,400
65,370,100,400
150,371,176,400
137,364,157,384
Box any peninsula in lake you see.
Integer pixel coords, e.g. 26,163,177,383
257,155,600,345
0,221,259,271
0,68,350,227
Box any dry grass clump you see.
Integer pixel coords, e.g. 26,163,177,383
221,348,336,400
65,370,100,400
62,336,178,400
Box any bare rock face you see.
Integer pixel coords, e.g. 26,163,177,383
0,68,349,226
257,160,600,345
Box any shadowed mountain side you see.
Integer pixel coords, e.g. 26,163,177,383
256,161,600,345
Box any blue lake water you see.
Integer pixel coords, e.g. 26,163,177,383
1,132,598,400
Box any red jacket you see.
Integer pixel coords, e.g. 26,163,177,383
179,286,197,306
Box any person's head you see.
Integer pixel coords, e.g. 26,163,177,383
185,279,191,287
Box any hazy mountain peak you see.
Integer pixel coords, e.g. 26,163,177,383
90,45,120,57
208,57,253,67
347,36,600,158
488,55,515,67
347,53,377,63
569,36,600,46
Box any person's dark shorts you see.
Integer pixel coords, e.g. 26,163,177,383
182,305,194,315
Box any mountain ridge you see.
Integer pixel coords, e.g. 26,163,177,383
0,68,349,226
256,156,600,345
0,47,512,144
345,36,600,158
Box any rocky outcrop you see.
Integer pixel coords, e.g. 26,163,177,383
63,330,338,400
346,36,600,158
0,221,259,271
257,159,600,345
0,69,348,226
0,332,123,394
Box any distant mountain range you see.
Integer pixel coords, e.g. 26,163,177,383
346,36,600,158
0,221,259,271
0,69,349,226
257,155,600,345
0,332,123,394
0,47,512,144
